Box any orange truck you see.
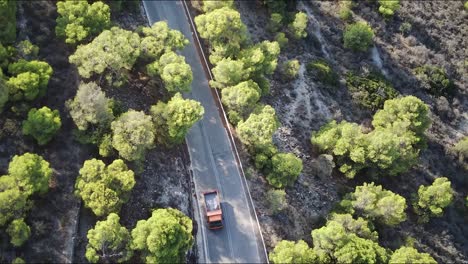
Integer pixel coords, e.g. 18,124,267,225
203,190,223,229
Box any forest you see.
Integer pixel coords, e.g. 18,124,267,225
0,0,467,263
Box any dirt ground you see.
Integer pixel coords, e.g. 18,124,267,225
0,1,195,263
235,1,468,263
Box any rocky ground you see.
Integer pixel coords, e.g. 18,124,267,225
0,1,194,263
236,1,468,263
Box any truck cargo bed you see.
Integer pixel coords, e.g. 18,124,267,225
204,191,220,212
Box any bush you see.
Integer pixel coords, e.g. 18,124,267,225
399,22,412,35
12,258,25,264
338,1,353,20
22,107,62,145
281,59,300,80
275,32,289,48
267,153,303,188
346,72,398,110
378,0,400,16
414,177,453,222
131,208,193,263
75,159,135,216
307,60,338,86
269,240,318,263
452,136,468,164
288,12,308,39
389,247,436,264
7,218,30,247
266,189,287,214
268,13,283,33
85,213,133,263
415,65,455,97
343,22,374,52
340,182,407,226
16,40,39,60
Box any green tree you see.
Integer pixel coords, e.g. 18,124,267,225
340,182,407,226
378,0,400,16
281,59,300,79
16,40,39,60
275,32,289,49
239,40,281,78
12,258,25,264
75,159,135,217
267,153,303,188
194,7,247,60
237,105,279,154
372,96,431,140
69,27,140,85
8,153,52,195
345,72,398,110
0,176,31,226
151,93,204,145
131,208,193,263
0,0,16,43
415,177,453,221
85,213,133,263
140,21,188,61
22,107,62,145
111,110,155,161
268,13,283,33
389,247,436,264
221,80,261,121
7,60,53,101
66,82,114,131
210,58,248,89
311,214,387,263
343,22,374,52
289,12,308,39
269,240,318,263
266,189,287,214
7,218,30,247
201,0,234,13
56,0,111,44
146,51,193,93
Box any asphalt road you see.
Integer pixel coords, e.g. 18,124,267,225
142,1,267,263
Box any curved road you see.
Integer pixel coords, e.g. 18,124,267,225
142,1,267,263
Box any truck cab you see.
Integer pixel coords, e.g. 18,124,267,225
203,190,223,229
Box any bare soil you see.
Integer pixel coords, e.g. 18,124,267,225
0,1,195,263
235,1,468,263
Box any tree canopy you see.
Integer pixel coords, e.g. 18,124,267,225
0,0,16,43
85,213,133,263
267,153,303,188
343,22,374,52
389,246,436,264
289,12,308,39
8,153,52,196
56,0,111,44
67,82,114,131
6,218,30,247
111,110,155,161
0,176,30,226
269,240,318,264
210,58,249,89
146,51,193,93
22,107,62,145
415,177,453,220
131,208,193,263
340,182,407,226
140,21,188,61
75,159,135,217
221,80,261,121
151,93,204,145
7,60,53,101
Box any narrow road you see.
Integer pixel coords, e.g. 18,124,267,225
142,1,268,263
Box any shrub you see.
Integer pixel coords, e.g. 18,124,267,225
269,240,318,263
399,22,412,35
389,247,436,264
75,159,135,216
281,59,300,79
7,218,30,247
307,60,338,86
131,208,193,263
343,22,374,52
415,65,455,96
414,177,453,222
346,72,398,110
452,136,468,164
288,12,308,39
268,13,283,33
378,0,400,16
16,40,39,60
275,32,289,48
22,107,62,145
339,1,353,20
267,153,303,188
12,258,25,264
266,189,287,214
